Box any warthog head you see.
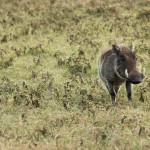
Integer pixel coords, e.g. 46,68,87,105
112,44,145,84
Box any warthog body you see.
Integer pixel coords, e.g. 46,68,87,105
98,44,144,103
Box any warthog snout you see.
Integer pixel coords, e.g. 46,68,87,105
125,69,145,84
98,44,145,103
128,73,144,84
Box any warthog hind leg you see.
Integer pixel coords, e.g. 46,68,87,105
114,86,120,94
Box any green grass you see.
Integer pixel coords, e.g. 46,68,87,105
0,0,150,149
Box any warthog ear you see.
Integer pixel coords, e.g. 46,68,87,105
112,45,120,55
129,43,135,52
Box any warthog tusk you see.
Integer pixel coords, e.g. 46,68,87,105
141,68,145,74
114,66,127,80
125,69,128,78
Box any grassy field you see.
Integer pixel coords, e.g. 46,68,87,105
0,0,150,149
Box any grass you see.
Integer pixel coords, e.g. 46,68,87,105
0,0,150,149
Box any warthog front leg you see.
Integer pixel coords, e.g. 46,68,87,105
126,81,132,101
107,82,116,103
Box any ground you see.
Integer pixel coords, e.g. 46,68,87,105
0,0,150,149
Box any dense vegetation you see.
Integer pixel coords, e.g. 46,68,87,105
0,0,150,149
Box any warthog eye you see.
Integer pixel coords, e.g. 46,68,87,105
119,55,125,61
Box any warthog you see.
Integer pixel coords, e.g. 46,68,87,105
98,44,145,103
